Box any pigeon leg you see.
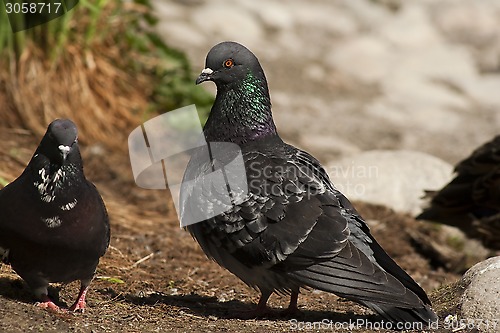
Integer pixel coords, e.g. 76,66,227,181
69,282,90,312
33,286,61,311
36,294,61,312
279,289,302,317
237,291,273,319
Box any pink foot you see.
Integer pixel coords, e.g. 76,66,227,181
69,286,88,312
36,295,62,312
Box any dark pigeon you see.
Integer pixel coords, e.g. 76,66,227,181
181,41,437,324
417,135,500,249
0,119,110,311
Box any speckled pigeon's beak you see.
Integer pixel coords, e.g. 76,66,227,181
58,145,71,161
196,68,214,84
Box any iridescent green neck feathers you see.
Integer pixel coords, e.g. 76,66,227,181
204,72,277,144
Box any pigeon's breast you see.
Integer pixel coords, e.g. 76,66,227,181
189,221,300,294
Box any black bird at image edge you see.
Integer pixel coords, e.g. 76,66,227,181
180,41,438,324
0,119,110,311
417,135,500,249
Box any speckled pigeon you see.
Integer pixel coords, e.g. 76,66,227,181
0,119,110,311
418,135,500,249
181,41,437,324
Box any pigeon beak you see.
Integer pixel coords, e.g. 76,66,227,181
58,145,71,161
196,68,214,85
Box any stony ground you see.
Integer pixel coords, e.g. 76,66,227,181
1,0,500,332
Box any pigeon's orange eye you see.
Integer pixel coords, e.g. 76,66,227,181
223,59,234,68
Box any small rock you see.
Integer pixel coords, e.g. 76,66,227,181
460,256,500,333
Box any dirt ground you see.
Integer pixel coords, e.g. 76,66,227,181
0,127,471,332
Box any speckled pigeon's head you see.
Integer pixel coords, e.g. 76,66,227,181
39,119,79,165
196,41,266,89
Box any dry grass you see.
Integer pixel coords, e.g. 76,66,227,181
0,42,146,149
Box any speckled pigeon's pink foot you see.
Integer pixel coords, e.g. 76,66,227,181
36,295,62,312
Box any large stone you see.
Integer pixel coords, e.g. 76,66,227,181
327,150,453,215
459,256,500,333
432,0,500,48
463,75,500,108
191,4,264,46
379,3,443,49
326,35,395,84
255,2,294,32
299,133,362,159
382,46,476,111
365,97,463,134
341,0,392,31
292,2,359,37
156,20,205,47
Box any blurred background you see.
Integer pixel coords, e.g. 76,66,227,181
0,0,499,331
154,0,500,163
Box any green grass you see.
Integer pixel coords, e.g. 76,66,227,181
0,0,213,120
96,276,125,284
0,177,9,187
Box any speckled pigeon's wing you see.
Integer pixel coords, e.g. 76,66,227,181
0,119,110,293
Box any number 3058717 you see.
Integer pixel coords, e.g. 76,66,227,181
5,2,62,14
